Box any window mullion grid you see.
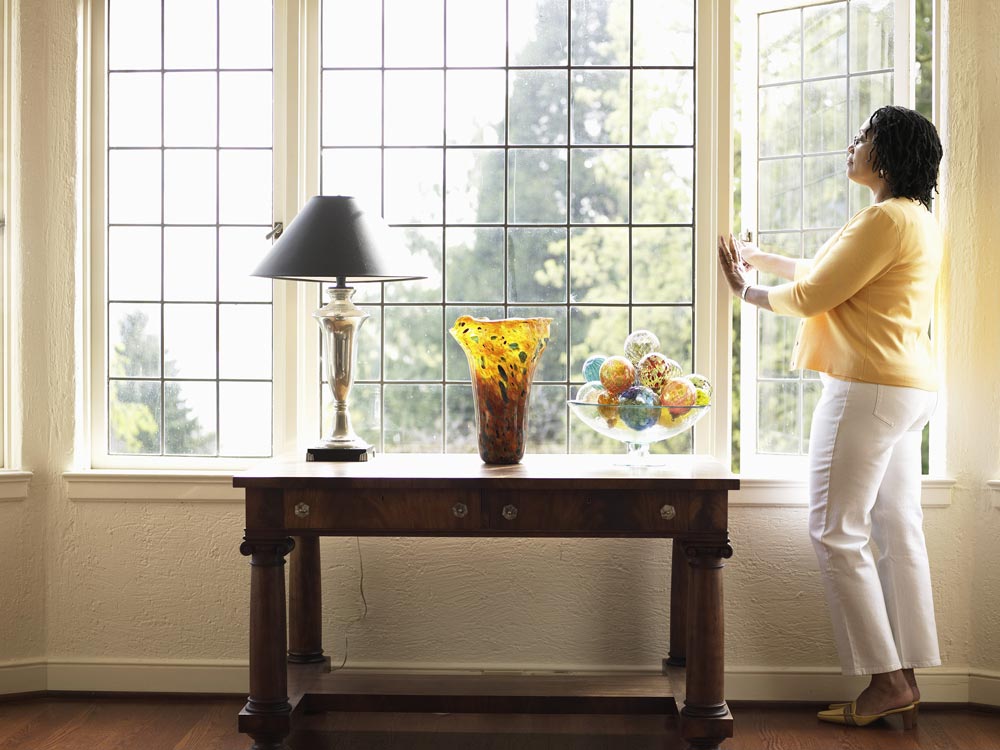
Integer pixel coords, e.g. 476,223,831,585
438,0,448,451
378,0,387,451
564,0,572,355
215,0,222,457
502,7,510,319
798,7,806,455
158,0,166,456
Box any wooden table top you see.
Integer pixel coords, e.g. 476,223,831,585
234,453,739,492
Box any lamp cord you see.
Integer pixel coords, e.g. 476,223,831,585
329,536,368,672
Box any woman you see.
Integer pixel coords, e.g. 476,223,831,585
718,105,944,728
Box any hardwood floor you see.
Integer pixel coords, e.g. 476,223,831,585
0,696,998,750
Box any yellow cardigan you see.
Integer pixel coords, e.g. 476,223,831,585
767,197,942,391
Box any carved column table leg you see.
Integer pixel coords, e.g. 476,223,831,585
288,536,325,664
239,537,295,750
681,540,734,750
665,539,690,669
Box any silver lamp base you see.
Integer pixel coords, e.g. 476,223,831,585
311,285,374,462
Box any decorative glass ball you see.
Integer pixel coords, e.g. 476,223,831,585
576,381,604,401
660,376,698,417
624,329,661,364
618,385,660,431
596,390,619,426
637,352,673,393
687,373,713,397
582,355,607,383
599,355,636,396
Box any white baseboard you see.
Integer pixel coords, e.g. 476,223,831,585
970,669,1000,705
3,659,998,707
725,666,973,703
0,660,47,694
44,658,248,694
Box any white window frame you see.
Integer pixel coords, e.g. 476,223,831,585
0,0,9,469
84,0,297,470
83,0,734,470
735,0,949,478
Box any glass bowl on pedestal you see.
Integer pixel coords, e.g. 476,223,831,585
567,400,710,467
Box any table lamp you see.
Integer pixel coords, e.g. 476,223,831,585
252,196,425,461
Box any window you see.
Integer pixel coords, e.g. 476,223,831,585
90,0,732,467
94,0,275,466
318,0,706,455
736,0,930,475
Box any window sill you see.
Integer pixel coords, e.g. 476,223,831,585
63,470,243,503
732,476,955,508
0,470,32,501
60,470,959,508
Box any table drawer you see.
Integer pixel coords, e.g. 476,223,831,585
282,489,482,532
484,490,689,533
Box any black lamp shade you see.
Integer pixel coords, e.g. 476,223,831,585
251,196,425,283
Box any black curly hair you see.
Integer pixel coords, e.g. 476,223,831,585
866,105,943,210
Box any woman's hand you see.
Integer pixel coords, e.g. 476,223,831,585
717,234,753,297
732,234,764,269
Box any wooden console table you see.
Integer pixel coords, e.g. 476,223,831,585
233,454,738,750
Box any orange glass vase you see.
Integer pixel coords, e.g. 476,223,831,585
450,315,552,464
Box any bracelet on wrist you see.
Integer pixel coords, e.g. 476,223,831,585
741,284,751,301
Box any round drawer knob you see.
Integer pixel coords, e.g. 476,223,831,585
501,504,518,521
452,502,469,519
294,502,310,518
659,504,676,521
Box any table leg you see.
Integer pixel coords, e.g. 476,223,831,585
665,539,689,668
681,539,734,750
288,536,325,664
239,537,295,750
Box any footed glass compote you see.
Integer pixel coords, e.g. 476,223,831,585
567,400,710,467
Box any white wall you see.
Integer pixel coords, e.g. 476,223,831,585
945,0,1000,692
1,0,998,701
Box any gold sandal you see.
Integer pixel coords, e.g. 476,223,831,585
828,699,920,710
817,701,917,728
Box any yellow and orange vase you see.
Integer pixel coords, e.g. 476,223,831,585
450,316,551,464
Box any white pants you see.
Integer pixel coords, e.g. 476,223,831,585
808,374,941,676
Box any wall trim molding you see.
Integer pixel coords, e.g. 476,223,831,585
732,477,955,507
0,470,31,501
63,471,243,503
45,658,250,693
970,668,1000,706
0,660,47,694
4,658,998,706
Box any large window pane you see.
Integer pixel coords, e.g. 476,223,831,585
446,149,504,224
751,0,897,462
165,382,218,456
507,149,568,224
804,3,847,78
509,0,569,66
759,9,801,85
446,0,505,67
570,227,629,304
320,0,697,456
571,0,629,66
570,148,629,224
509,71,569,146
445,229,505,303
633,0,694,67
446,71,506,146
508,228,567,304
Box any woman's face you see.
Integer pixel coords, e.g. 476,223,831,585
847,119,879,186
